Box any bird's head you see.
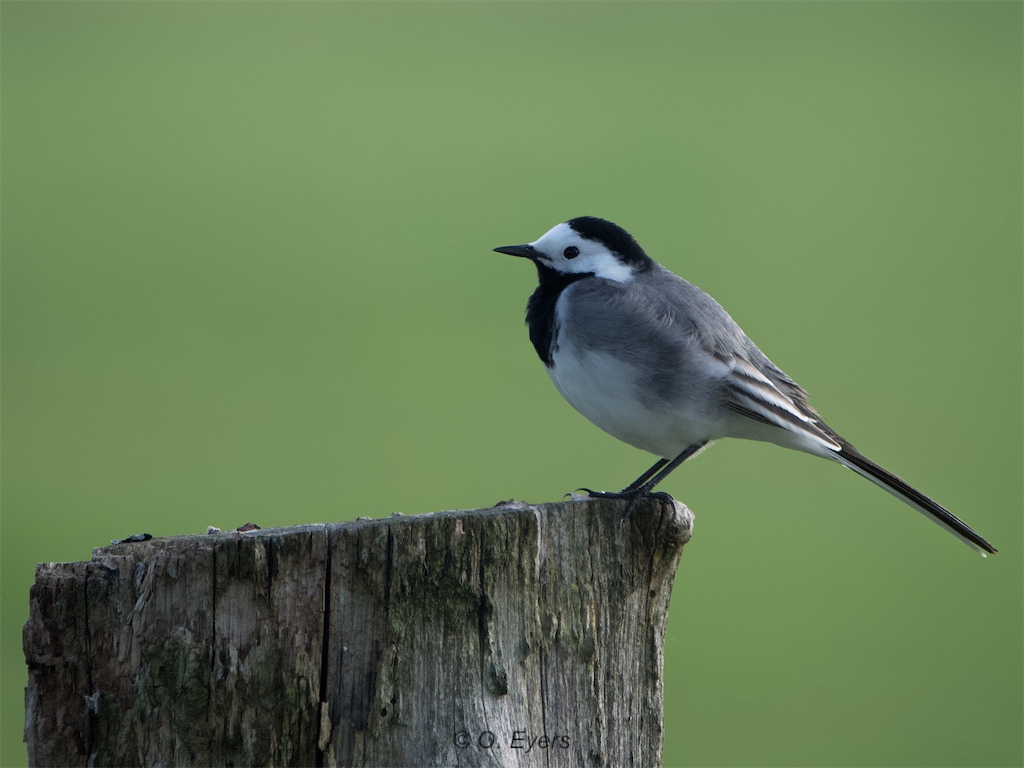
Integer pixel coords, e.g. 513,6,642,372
494,216,653,283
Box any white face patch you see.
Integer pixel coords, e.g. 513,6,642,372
529,222,636,283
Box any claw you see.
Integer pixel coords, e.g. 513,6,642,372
568,486,677,525
576,488,632,500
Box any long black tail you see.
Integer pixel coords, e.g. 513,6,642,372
835,446,997,556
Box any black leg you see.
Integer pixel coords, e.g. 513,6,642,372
628,441,706,494
621,458,670,492
576,441,708,521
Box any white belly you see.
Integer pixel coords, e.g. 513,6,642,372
547,340,723,459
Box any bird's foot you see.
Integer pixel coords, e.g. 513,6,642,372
572,487,676,525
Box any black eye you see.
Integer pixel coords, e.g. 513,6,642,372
563,246,580,259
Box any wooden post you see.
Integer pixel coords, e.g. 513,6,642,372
23,497,693,767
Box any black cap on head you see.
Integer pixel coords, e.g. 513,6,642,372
566,216,651,268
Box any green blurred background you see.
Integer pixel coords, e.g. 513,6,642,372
2,2,1021,766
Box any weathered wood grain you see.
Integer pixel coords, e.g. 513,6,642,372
24,497,693,767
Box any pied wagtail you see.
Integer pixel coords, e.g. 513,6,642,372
494,216,996,556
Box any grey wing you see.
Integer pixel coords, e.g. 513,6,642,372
719,348,843,451
565,274,718,404
643,266,844,452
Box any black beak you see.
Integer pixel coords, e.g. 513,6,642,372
493,244,542,260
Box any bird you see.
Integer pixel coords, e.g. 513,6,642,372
493,216,996,556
